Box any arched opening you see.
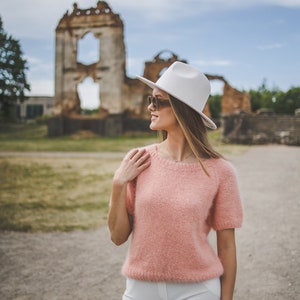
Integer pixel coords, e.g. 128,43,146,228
77,32,99,64
210,80,224,95
158,67,168,78
77,77,100,113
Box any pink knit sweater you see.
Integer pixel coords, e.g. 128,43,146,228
122,144,243,282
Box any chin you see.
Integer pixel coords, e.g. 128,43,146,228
150,123,161,131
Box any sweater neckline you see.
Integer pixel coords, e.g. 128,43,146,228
148,143,212,171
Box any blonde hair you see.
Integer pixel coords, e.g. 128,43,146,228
159,95,223,176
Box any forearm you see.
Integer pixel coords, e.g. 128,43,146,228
108,148,150,245
108,180,132,245
219,246,237,299
217,229,237,300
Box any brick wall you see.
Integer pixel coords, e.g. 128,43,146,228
222,114,300,145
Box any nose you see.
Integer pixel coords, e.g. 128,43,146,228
147,102,155,112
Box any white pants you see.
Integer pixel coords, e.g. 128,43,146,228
123,277,220,300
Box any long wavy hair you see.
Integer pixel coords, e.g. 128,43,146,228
159,95,223,175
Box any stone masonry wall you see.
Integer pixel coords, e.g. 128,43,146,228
222,114,300,145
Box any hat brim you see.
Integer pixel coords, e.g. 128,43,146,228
137,76,217,130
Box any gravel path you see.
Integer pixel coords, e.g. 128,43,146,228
0,145,299,300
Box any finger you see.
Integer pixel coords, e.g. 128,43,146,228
137,159,151,171
135,152,150,167
131,148,146,161
126,148,139,160
134,148,146,159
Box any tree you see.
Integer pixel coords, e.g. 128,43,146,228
248,79,300,114
274,87,300,115
249,79,276,112
208,94,222,119
0,16,30,120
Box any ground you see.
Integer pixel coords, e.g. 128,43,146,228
0,145,299,300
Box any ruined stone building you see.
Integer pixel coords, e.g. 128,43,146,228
48,0,253,137
48,1,299,145
54,1,126,116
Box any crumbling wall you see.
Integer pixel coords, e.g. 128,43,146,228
222,113,300,145
206,75,251,115
54,1,126,116
50,1,253,137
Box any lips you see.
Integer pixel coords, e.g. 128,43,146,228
151,113,158,121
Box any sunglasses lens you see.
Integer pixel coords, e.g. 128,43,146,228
148,96,158,109
153,97,158,109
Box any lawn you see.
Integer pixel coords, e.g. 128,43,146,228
0,156,119,232
0,123,157,152
0,122,248,232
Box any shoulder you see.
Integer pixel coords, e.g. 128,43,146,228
124,143,157,157
214,158,236,171
138,143,158,156
207,158,238,180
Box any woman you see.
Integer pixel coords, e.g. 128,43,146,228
108,61,243,300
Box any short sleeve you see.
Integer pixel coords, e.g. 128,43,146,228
126,179,136,216
211,160,243,231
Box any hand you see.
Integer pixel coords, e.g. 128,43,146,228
113,148,151,185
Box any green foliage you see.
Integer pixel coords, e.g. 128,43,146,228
0,17,30,120
209,94,222,119
0,123,158,152
249,79,300,114
81,108,99,115
274,87,300,115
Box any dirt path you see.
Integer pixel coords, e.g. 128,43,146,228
0,145,299,300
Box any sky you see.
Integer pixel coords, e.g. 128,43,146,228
1,0,300,109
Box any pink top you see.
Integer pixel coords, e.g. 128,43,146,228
122,144,243,282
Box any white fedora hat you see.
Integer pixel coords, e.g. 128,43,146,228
137,61,217,130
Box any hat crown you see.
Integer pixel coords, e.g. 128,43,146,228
156,61,211,112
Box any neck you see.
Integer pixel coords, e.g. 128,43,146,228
163,132,193,162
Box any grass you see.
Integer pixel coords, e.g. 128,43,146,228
0,156,120,232
0,122,249,232
0,123,158,152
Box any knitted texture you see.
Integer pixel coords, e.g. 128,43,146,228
122,144,243,282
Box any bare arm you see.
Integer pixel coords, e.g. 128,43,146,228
108,148,150,245
217,228,237,300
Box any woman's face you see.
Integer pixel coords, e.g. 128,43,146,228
147,87,178,132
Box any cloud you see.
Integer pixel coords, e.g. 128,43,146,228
24,55,42,65
183,0,300,8
1,0,300,39
193,59,233,67
1,0,298,97
256,43,285,50
24,55,54,95
113,0,300,21
0,0,97,39
24,55,53,76
26,79,54,96
126,57,145,76
263,0,300,7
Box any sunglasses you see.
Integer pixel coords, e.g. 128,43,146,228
147,96,171,110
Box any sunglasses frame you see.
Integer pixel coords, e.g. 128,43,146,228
147,95,171,110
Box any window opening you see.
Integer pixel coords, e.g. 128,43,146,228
77,32,99,65
77,77,100,112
